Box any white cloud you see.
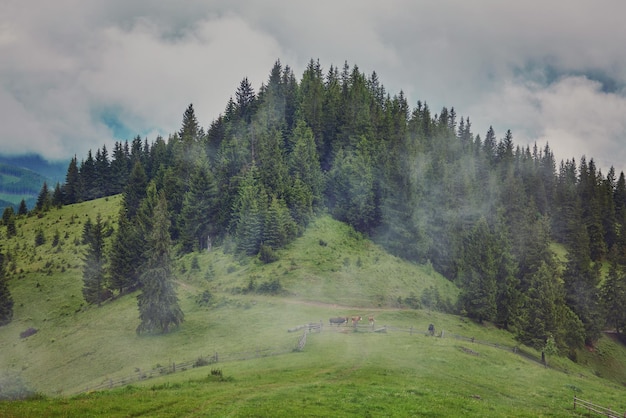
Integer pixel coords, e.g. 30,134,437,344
2,0,626,173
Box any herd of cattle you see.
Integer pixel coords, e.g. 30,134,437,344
328,315,375,326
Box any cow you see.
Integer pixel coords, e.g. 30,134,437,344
368,316,375,326
329,317,348,326
351,316,362,326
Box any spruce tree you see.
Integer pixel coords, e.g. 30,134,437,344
2,207,16,238
601,252,626,334
35,182,51,212
62,156,82,204
179,103,200,144
136,192,183,334
108,209,143,293
180,158,218,252
82,214,106,306
232,165,266,255
457,218,498,323
17,199,28,216
0,251,13,326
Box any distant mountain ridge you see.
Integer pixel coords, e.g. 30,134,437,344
0,154,68,183
0,154,69,211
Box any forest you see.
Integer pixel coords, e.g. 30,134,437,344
8,59,626,356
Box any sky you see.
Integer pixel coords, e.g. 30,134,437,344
2,0,626,173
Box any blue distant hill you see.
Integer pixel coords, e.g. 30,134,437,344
0,154,69,212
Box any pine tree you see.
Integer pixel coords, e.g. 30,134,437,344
35,182,51,212
3,207,16,238
232,165,266,255
136,192,184,334
80,150,97,201
62,156,82,204
0,251,13,326
457,218,498,323
601,251,626,334
179,103,201,144
180,158,219,252
82,214,106,306
123,161,148,220
17,199,28,216
236,77,256,123
108,208,143,293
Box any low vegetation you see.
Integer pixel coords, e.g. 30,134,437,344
0,197,625,416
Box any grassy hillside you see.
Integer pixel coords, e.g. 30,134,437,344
1,197,626,416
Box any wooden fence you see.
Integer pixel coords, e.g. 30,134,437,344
573,396,624,417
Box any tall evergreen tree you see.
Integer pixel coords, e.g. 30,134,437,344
62,156,82,204
82,214,107,306
3,207,16,238
180,158,219,252
601,251,626,334
136,192,184,334
457,218,498,323
179,103,201,143
123,161,148,220
108,208,143,293
35,182,51,212
0,250,13,326
232,165,266,255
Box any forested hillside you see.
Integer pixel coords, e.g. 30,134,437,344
9,59,626,356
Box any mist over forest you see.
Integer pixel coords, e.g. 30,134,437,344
3,59,626,356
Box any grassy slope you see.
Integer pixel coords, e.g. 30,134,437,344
0,197,625,416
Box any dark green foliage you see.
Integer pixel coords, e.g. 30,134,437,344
82,214,107,306
601,253,626,334
232,166,266,255
56,58,626,351
136,192,184,334
258,244,279,264
180,158,219,252
34,228,45,247
35,181,51,212
457,218,498,323
3,206,16,237
0,251,13,326
108,209,143,293
17,199,28,216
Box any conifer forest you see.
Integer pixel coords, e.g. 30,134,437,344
26,59,626,354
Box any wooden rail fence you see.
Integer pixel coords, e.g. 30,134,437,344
573,396,624,417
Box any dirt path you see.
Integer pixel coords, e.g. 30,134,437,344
282,298,403,312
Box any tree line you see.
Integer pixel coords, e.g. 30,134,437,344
5,59,626,353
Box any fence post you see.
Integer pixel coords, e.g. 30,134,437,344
410,326,413,335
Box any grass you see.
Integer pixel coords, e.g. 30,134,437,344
0,196,626,416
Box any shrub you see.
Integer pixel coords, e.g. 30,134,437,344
257,278,283,295
259,244,279,264
19,327,38,339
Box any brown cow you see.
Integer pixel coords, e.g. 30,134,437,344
368,316,375,326
351,316,362,326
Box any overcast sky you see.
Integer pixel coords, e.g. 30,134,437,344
2,1,626,173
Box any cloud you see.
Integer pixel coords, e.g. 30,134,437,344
2,1,626,172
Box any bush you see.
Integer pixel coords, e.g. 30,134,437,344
19,327,38,339
196,290,212,307
257,278,283,295
259,244,279,264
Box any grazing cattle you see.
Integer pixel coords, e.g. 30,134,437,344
351,316,362,326
368,316,375,325
428,323,435,336
329,317,348,326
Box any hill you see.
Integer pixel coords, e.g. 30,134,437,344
1,197,626,416
0,154,68,212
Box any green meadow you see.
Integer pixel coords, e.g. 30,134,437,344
0,196,625,416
